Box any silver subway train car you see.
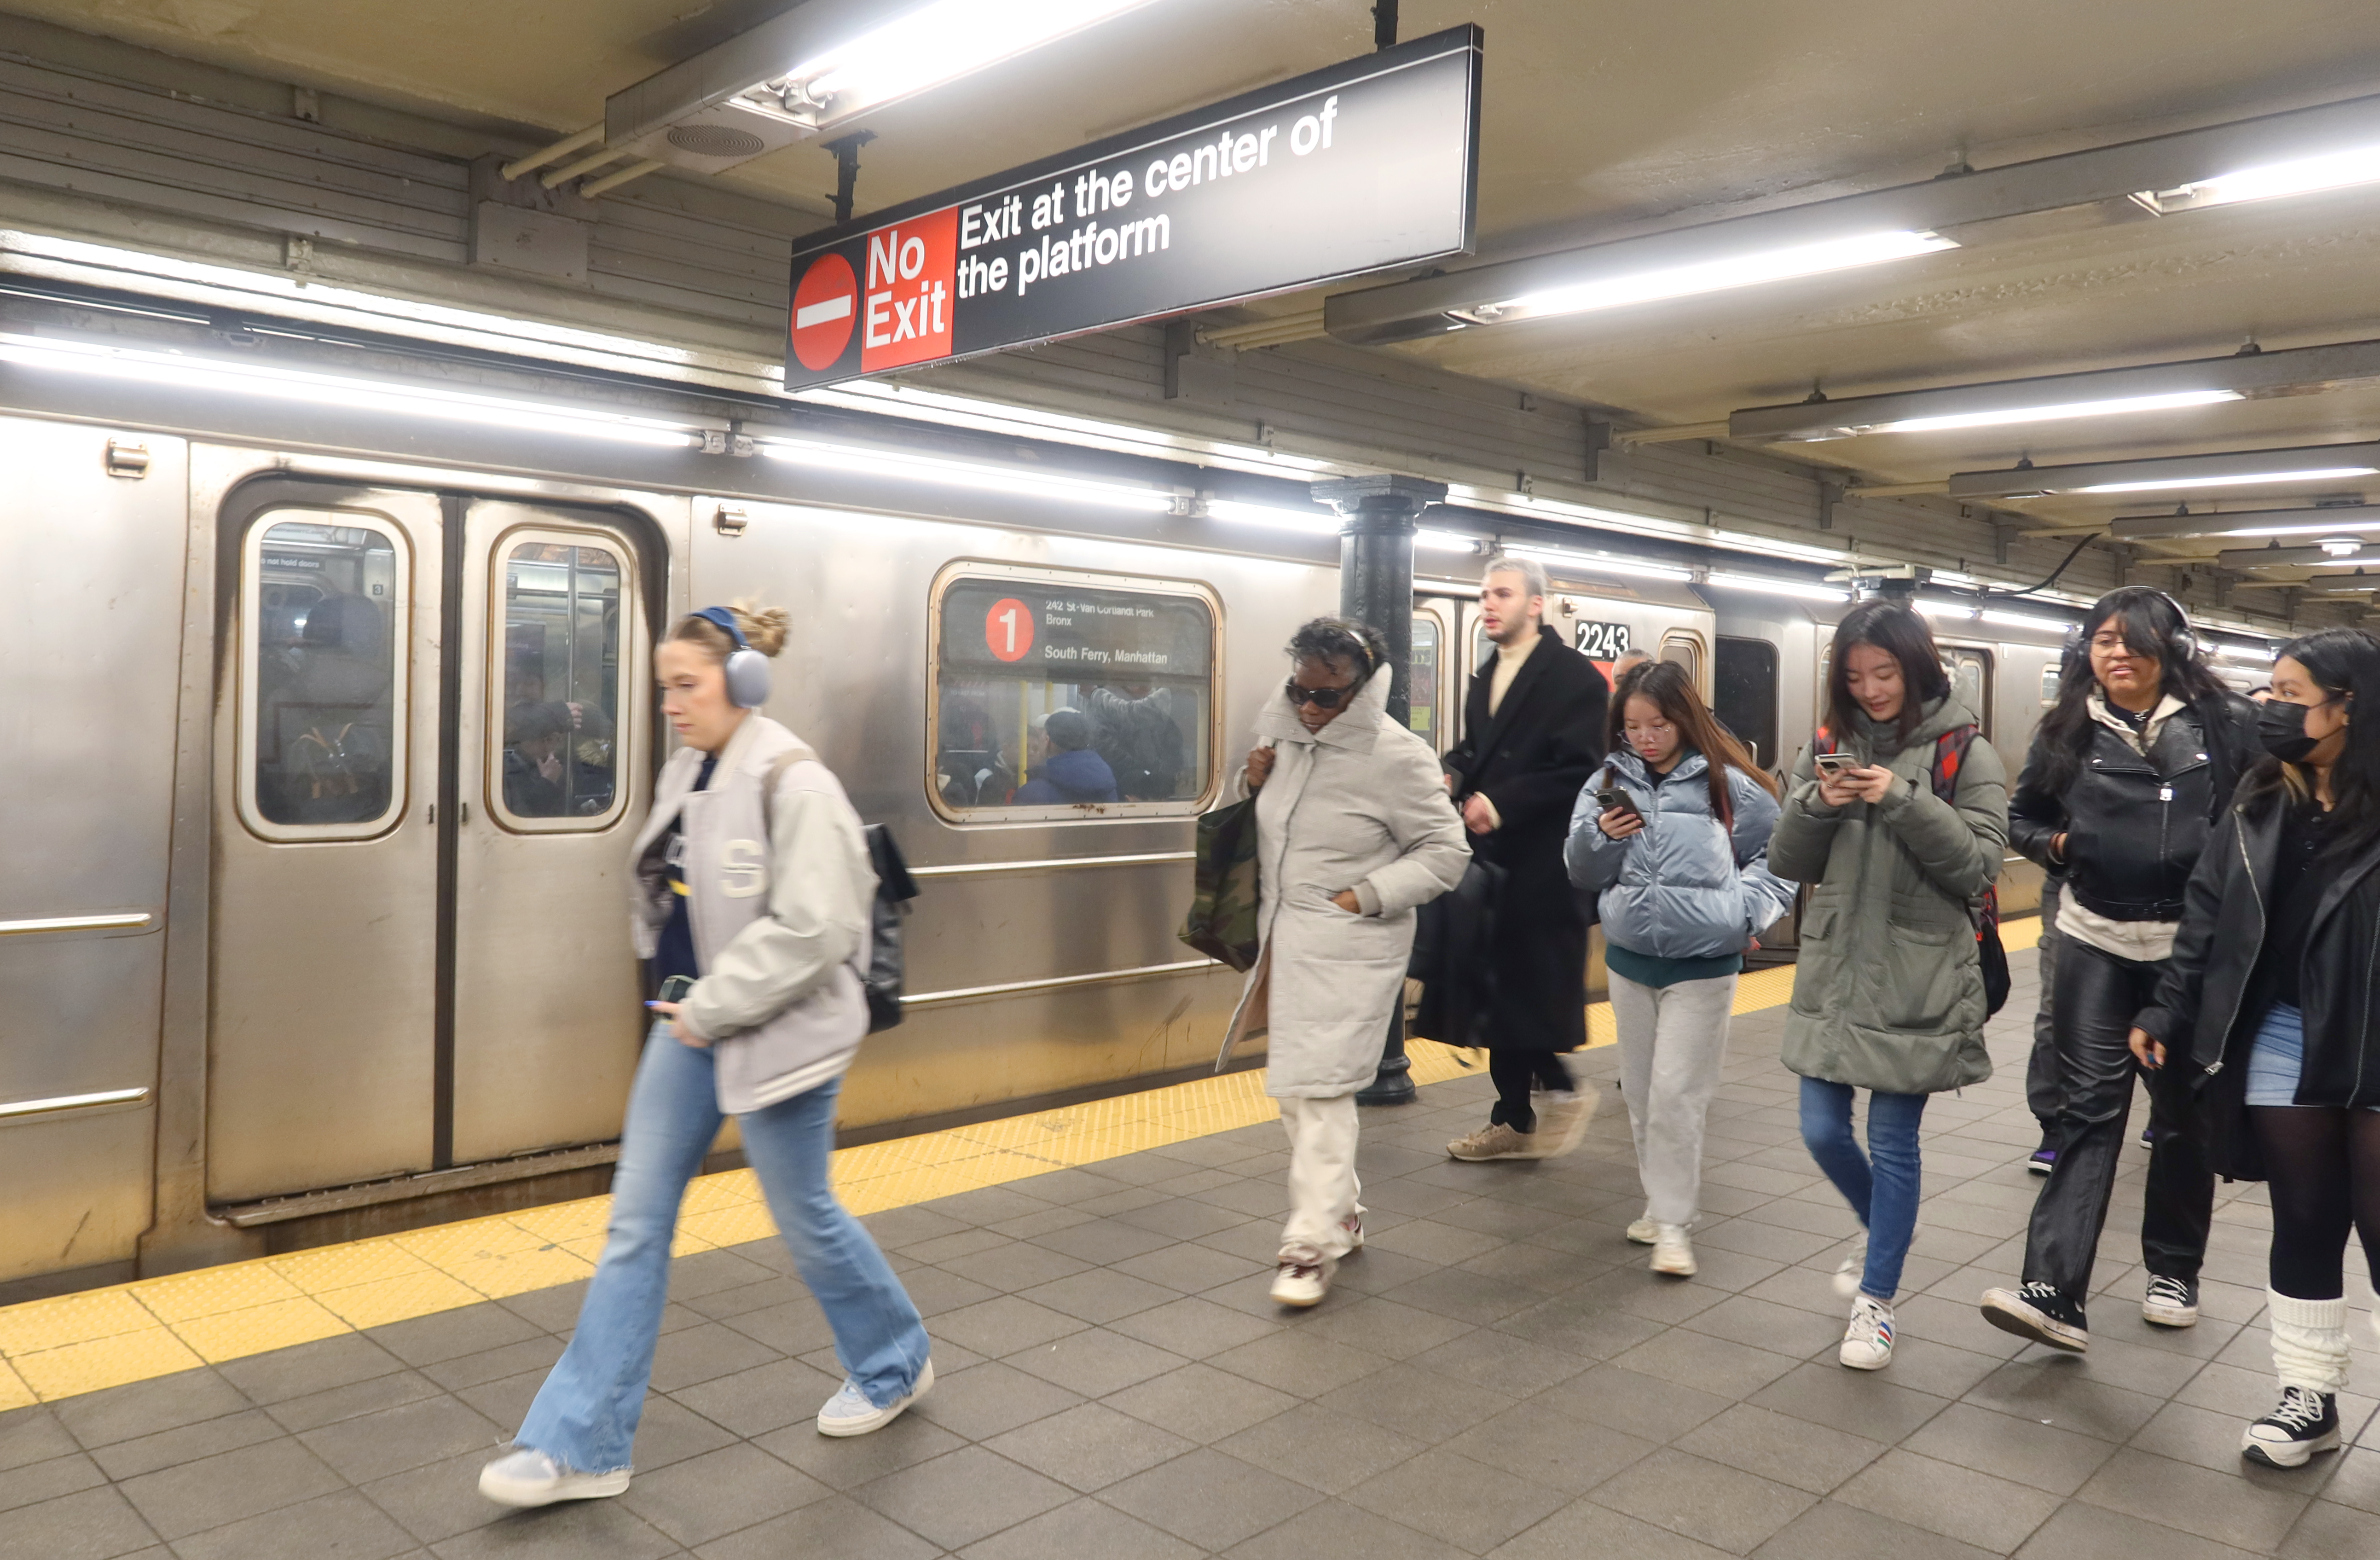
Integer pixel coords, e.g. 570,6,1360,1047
1,394,2178,1299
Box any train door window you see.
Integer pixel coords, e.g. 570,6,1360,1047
490,537,628,829
1943,646,1993,737
1658,630,1704,692
2039,661,2062,706
931,565,1217,820
1410,611,1442,748
1714,637,1780,771
237,512,409,839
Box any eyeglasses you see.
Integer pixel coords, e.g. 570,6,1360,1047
1284,680,1353,708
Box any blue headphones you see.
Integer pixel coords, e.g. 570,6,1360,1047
692,606,771,708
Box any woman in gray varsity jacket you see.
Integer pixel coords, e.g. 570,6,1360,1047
482,603,931,1509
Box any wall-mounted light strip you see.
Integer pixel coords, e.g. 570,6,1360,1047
756,437,1177,510
1501,542,1692,582
0,911,153,937
0,1087,149,1120
1980,608,2074,634
2109,504,2380,543
1701,571,1849,602
0,332,709,447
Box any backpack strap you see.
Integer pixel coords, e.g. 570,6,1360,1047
759,742,817,843
1923,724,2001,931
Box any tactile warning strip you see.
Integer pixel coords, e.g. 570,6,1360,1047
0,919,2037,1409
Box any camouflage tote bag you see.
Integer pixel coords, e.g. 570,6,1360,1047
1179,793,1262,972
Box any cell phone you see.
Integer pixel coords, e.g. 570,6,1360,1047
652,974,694,1005
1596,787,1639,817
1813,753,1859,776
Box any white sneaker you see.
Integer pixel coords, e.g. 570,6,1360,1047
816,1357,934,1437
1626,1212,1658,1245
1649,1224,1697,1277
1534,1090,1598,1157
1271,1246,1335,1306
477,1448,631,1507
1840,1294,1895,1370
1341,1213,1365,1252
1831,1236,1868,1299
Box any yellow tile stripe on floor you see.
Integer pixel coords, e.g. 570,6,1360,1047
0,919,2038,1408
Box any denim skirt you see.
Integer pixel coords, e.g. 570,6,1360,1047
2244,1003,2307,1107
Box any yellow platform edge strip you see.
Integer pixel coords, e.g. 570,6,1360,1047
0,918,2038,1407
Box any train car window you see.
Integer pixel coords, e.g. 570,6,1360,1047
240,513,408,839
931,568,1216,820
1410,613,1442,748
492,539,626,829
1714,637,1780,771
2039,662,2062,706
1659,631,1703,688
1942,646,1993,737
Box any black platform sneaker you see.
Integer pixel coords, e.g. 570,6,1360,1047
2241,1386,2340,1469
1979,1282,2089,1351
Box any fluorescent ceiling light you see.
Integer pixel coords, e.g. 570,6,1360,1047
1501,544,1691,582
2148,141,2380,211
1856,389,2240,436
1702,572,1848,602
2077,466,2378,495
757,437,1174,510
1456,230,1956,325
1206,499,1338,534
1980,609,2074,633
2108,505,2380,542
1916,596,1980,618
0,333,703,446
1416,528,1480,553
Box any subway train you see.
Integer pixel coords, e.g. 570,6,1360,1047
2,393,2261,1300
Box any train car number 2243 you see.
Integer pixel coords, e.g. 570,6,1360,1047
1574,621,1631,660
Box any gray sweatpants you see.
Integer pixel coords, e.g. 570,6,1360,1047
1608,969,1738,1228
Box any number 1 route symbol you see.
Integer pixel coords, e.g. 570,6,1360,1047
986,597,1035,662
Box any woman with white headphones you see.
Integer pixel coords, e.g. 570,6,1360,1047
481,601,931,1508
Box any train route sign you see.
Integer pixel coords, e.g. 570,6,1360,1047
782,26,1481,389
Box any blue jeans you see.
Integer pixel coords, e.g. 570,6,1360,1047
1799,1077,1928,1302
516,1024,928,1473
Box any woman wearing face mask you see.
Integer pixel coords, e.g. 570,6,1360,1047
1564,661,1794,1279
2130,627,2380,1469
1770,601,2009,1371
481,603,931,1508
1979,589,2256,1351
1222,618,1469,1307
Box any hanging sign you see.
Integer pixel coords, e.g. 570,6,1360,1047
783,25,1482,390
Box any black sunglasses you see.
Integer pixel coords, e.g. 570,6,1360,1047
1284,680,1353,708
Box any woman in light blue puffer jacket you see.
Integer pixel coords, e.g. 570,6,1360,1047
1566,661,1795,1280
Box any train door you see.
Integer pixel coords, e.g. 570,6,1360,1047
1714,636,1782,772
1411,596,1459,751
209,482,650,1203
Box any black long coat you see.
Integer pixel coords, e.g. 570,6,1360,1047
1442,625,1609,1052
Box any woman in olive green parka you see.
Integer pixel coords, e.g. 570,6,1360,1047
1769,601,2009,1374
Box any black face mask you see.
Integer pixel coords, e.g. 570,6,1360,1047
2257,698,2322,763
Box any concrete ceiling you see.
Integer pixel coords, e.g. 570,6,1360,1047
16,0,2380,547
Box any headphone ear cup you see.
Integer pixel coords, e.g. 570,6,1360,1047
723,648,771,708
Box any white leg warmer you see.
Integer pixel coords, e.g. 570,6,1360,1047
2268,1289,2351,1395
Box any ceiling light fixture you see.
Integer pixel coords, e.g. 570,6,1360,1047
1915,596,1982,619
0,332,706,446
2213,540,2372,569
1701,571,1850,602
2142,141,2380,213
1204,499,1339,534
1980,608,2075,634
2108,503,2380,542
608,0,1159,176
1858,389,2241,436
1948,441,2380,500
757,437,1176,510
1500,543,1692,583
1452,231,1957,327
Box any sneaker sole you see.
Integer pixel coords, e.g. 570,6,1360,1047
817,1359,933,1438
2243,1428,2340,1468
1625,1224,1657,1246
2142,1303,2200,1328
1446,1145,1536,1161
1839,1348,1893,1371
1271,1284,1328,1307
1979,1297,2089,1353
2026,1161,2054,1175
1650,1255,1697,1277
478,1467,631,1507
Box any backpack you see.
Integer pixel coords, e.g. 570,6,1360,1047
762,748,918,1033
1813,725,2009,1016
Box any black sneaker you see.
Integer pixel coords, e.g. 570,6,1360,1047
2241,1386,2340,1468
2027,1148,2056,1175
2142,1275,2200,1328
1980,1282,2089,1351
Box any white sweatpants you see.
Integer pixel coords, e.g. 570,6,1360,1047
1608,969,1738,1227
1278,1092,1363,1259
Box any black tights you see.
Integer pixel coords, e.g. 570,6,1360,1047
1488,1050,1575,1132
2252,1105,2380,1299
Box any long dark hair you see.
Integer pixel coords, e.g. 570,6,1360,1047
1608,660,1779,828
2241,626,2380,858
2031,587,2236,796
1824,600,1951,746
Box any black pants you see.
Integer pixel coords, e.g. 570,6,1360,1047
2025,880,2063,1134
2253,1104,2380,1298
1488,1050,1574,1133
2021,938,2214,1297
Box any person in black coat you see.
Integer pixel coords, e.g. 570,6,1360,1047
1978,588,2256,1354
1440,555,1610,1161
2130,627,2380,1471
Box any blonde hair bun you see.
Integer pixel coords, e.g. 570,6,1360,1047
729,599,790,658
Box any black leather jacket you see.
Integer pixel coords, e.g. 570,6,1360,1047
2135,791,2380,1174
2006,695,2254,922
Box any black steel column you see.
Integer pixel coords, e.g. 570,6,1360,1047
1313,474,1447,1106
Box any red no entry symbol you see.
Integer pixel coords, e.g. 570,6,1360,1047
985,597,1034,662
790,252,858,372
